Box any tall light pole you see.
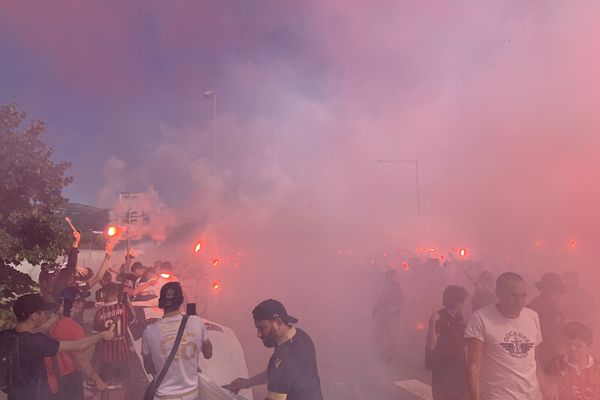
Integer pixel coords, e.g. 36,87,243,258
203,90,217,166
377,159,421,216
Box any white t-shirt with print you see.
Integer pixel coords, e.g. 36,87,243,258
465,304,543,400
142,314,208,397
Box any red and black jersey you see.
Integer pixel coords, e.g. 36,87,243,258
93,301,134,363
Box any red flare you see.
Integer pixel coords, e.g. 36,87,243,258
212,280,220,290
416,321,426,331
160,273,171,279
212,259,219,267
194,241,203,253
106,226,118,237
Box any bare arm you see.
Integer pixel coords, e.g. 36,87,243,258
426,312,440,351
87,239,115,289
466,338,483,400
34,313,60,333
202,339,213,359
143,354,156,375
129,278,158,297
73,352,107,391
228,371,268,394
58,330,113,353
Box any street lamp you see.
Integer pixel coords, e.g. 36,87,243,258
203,90,217,166
377,159,421,216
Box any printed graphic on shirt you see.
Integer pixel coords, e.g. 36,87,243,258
159,331,199,362
499,331,535,358
93,303,133,363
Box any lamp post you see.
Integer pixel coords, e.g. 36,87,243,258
377,159,421,216
203,90,217,166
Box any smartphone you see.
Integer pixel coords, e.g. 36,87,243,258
186,303,197,316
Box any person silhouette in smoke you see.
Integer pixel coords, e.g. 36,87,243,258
471,271,497,312
372,270,405,363
426,285,469,400
561,271,597,329
528,272,567,367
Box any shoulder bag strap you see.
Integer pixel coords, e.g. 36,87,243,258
150,315,189,394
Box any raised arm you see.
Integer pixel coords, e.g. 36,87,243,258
87,238,115,289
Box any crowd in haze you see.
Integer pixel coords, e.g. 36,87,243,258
374,257,599,400
0,228,323,400
0,226,599,400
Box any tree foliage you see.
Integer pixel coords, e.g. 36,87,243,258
0,103,73,265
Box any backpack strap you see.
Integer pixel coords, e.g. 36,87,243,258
147,315,189,396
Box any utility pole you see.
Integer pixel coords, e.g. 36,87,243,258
203,90,217,166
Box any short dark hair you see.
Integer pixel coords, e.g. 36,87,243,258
103,282,120,298
131,262,144,272
564,321,594,346
496,272,525,292
443,285,468,308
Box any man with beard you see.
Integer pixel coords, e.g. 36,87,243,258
227,299,323,400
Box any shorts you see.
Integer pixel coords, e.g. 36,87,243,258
99,360,130,383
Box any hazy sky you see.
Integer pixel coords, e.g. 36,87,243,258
2,0,600,259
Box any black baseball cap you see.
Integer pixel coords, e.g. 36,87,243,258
59,287,91,302
13,293,56,320
159,282,184,309
252,299,298,324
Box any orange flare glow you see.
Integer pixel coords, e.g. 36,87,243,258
160,273,171,279
212,280,220,290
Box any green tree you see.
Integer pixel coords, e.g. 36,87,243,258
0,103,73,311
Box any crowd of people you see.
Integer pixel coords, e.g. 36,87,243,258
0,228,324,400
4,223,599,400
417,268,598,400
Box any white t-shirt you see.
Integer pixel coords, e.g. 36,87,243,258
142,314,208,397
465,305,543,400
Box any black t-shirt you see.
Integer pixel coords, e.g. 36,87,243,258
0,329,60,400
267,327,323,400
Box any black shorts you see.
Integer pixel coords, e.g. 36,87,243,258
99,360,130,383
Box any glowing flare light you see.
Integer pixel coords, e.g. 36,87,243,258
106,226,118,237
194,241,203,253
160,273,171,279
